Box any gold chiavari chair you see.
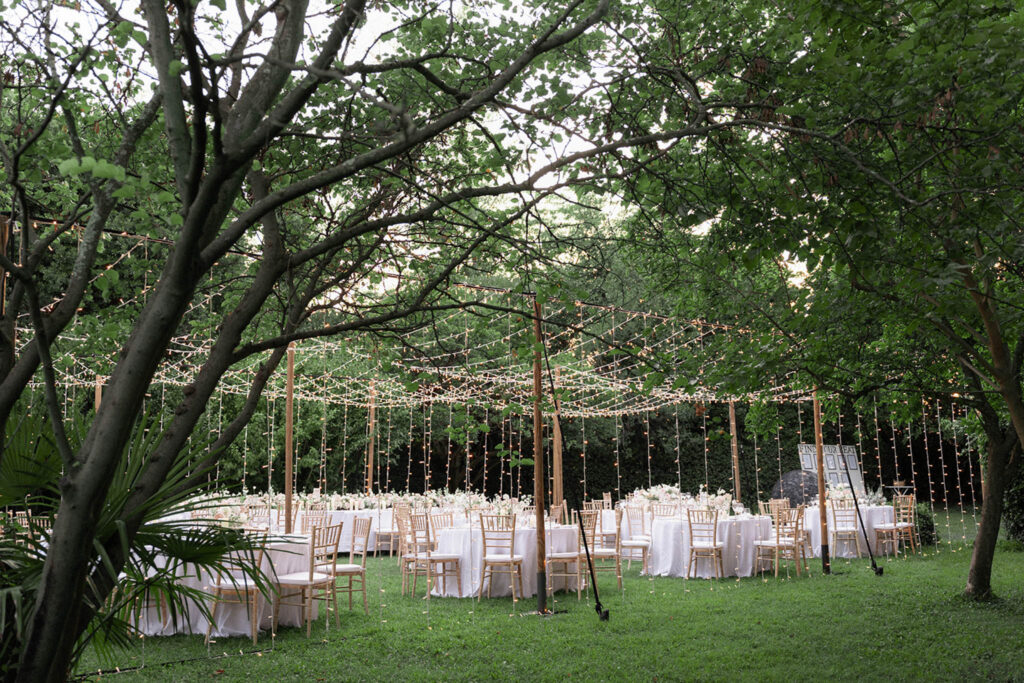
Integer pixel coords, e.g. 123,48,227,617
478,513,524,601
335,517,371,615
273,522,343,636
686,508,724,579
830,498,861,558
874,494,918,555
754,506,807,577
621,506,650,573
547,510,585,599
398,513,461,598
205,534,268,645
590,507,622,589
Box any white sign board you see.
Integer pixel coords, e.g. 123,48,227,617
797,444,865,497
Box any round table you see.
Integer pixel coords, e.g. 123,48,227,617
431,524,577,598
802,505,895,558
646,515,771,578
140,533,311,638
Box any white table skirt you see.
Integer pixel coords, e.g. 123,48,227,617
140,534,312,638
802,505,895,558
646,516,771,578
431,525,577,598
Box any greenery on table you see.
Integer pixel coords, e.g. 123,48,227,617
74,528,1023,682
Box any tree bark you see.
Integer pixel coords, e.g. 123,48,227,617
965,435,1016,599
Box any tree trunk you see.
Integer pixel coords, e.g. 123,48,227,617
964,435,1013,599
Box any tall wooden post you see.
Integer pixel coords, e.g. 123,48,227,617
551,367,563,508
532,298,547,613
94,375,103,411
729,401,741,503
813,391,830,574
366,381,376,494
284,343,295,534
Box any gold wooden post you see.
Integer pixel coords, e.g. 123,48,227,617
366,381,376,494
551,367,563,509
284,343,295,534
729,401,741,503
94,375,103,411
813,391,830,574
532,298,547,613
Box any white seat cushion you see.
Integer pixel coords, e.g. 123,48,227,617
209,575,259,590
334,563,365,574
484,554,523,563
407,553,461,562
621,539,650,548
276,571,332,586
691,541,724,549
547,551,580,560
591,549,617,558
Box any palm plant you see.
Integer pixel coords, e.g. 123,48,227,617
1,403,271,680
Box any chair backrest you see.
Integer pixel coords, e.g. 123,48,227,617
651,503,679,518
431,511,455,532
309,523,343,579
775,506,804,542
547,501,568,525
830,498,857,528
757,501,771,516
479,513,516,558
582,500,602,512
276,506,299,530
216,533,267,588
596,508,621,552
577,509,600,551
769,498,790,516
625,506,648,537
408,513,433,554
602,492,613,509
301,510,329,534
687,508,718,545
349,517,372,567
895,494,916,524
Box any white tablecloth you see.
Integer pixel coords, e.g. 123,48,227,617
646,515,771,578
431,524,577,598
140,533,311,638
802,505,895,558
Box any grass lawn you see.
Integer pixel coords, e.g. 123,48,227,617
75,517,1024,682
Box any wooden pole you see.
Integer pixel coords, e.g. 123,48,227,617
366,380,376,494
284,343,295,534
551,367,563,508
532,298,547,613
94,375,103,411
813,391,830,574
729,401,741,503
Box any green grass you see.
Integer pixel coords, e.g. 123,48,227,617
74,526,1024,682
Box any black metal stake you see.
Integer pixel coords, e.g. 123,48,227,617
840,453,884,576
577,511,609,621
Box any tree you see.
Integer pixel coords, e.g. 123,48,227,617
620,0,1024,598
2,0,764,677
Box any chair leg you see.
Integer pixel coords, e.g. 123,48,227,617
205,591,219,644
251,593,259,645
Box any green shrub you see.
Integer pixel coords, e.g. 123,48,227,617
915,503,936,546
1003,473,1024,544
